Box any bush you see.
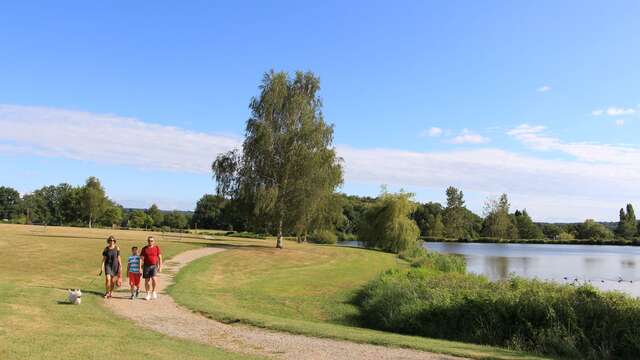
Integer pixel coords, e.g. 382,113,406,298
399,244,466,273
337,231,358,242
356,269,640,359
309,229,338,244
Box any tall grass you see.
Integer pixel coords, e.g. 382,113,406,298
399,243,466,273
356,268,640,359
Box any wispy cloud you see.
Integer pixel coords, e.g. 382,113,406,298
419,127,443,137
0,104,240,173
615,119,625,126
592,107,636,117
2,104,639,221
536,85,552,92
507,123,640,165
448,129,489,144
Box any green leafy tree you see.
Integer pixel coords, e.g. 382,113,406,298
22,191,52,225
412,202,444,236
191,194,226,229
0,186,21,220
443,187,470,239
301,193,345,242
213,70,343,248
164,210,188,229
146,204,164,228
482,194,519,239
99,203,123,227
514,209,544,239
616,204,637,239
542,224,562,239
336,194,376,235
80,177,107,228
577,219,615,240
357,190,420,253
128,210,147,229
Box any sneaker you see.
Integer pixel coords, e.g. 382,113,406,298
135,288,139,298
130,294,135,300
145,292,151,301
152,292,158,300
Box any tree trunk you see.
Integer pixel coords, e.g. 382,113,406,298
276,218,284,249
88,215,92,229
303,230,308,243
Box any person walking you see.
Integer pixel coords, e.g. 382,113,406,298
98,235,122,299
140,236,162,300
127,246,143,299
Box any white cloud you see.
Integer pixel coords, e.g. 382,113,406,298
536,85,552,92
0,104,240,173
3,104,639,221
507,123,640,165
592,107,636,117
615,119,625,126
420,127,443,137
448,129,489,144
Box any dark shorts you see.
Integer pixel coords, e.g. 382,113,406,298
143,264,158,279
105,263,119,277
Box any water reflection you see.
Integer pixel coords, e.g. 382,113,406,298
424,242,640,297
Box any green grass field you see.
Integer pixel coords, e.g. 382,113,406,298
170,241,546,359
0,224,262,360
1,224,545,360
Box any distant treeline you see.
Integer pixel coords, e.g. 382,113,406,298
0,178,219,231
2,180,639,242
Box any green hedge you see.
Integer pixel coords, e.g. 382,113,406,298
356,268,640,359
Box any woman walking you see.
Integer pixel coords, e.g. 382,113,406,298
99,235,122,299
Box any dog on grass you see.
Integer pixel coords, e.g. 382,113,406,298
68,289,82,305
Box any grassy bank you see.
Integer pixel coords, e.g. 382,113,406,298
356,266,640,359
170,241,544,359
0,224,261,360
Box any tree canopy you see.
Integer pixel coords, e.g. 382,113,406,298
358,190,420,253
213,70,343,248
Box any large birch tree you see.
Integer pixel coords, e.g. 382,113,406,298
213,70,343,248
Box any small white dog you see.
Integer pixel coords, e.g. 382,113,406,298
68,289,82,305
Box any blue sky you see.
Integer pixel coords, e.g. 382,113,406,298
1,1,640,221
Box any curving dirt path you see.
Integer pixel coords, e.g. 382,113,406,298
104,247,465,360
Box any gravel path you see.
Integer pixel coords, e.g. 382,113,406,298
103,247,465,360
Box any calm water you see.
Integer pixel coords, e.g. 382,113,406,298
426,242,640,297
339,241,640,297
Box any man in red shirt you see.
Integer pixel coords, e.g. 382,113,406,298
140,236,163,300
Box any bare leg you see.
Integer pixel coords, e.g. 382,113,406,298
145,277,150,292
104,275,110,297
151,277,157,293
108,276,115,296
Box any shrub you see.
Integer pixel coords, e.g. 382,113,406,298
558,231,575,240
309,229,338,244
398,243,466,273
356,269,640,359
337,231,358,242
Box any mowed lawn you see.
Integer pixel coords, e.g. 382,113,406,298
170,241,546,360
0,224,261,360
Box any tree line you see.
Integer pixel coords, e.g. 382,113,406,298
2,70,638,251
0,178,193,230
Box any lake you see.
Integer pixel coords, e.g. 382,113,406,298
339,241,640,297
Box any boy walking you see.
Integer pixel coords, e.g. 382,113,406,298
140,236,162,300
127,246,142,299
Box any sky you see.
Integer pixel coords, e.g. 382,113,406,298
1,1,640,222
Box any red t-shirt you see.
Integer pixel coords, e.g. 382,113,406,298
140,245,161,265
